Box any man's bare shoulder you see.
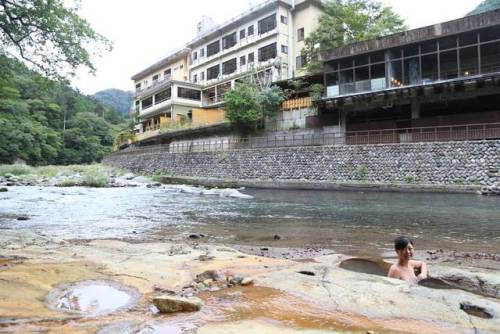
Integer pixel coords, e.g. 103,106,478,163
387,263,401,278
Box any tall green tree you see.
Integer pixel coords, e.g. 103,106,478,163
468,0,500,15
223,81,284,131
302,0,406,72
0,0,112,79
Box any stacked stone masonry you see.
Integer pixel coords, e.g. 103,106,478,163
104,140,500,186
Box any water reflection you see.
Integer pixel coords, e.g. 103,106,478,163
0,186,499,255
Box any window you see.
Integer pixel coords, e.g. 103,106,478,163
248,25,254,36
240,29,246,39
155,88,171,104
200,48,205,58
259,43,277,62
258,14,276,34
207,40,220,57
296,55,305,69
297,28,305,42
135,83,141,90
240,55,246,66
193,51,198,61
248,52,254,63
141,96,153,109
280,15,288,24
201,71,205,81
177,87,201,101
193,74,198,83
281,45,288,54
152,74,159,82
222,58,237,75
222,32,237,50
207,64,220,80
164,69,171,77
180,64,184,69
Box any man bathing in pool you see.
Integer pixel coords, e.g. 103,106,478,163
388,236,428,283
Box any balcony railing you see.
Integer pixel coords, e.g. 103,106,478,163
114,122,500,154
202,94,225,107
135,75,172,94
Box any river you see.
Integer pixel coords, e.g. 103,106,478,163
0,186,499,256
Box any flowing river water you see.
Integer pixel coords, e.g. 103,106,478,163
1,185,499,256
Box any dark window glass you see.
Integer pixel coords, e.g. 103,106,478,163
388,48,402,60
222,32,237,50
193,51,198,60
404,57,420,85
164,69,171,76
248,25,254,36
258,43,277,62
152,74,159,81
339,58,353,69
200,48,205,57
354,55,368,66
240,29,245,39
155,88,171,103
480,26,500,42
480,41,500,73
207,40,220,57
389,60,403,87
222,58,237,75
460,46,479,76
135,83,141,89
141,96,153,109
339,69,354,94
460,31,478,46
403,44,419,57
281,45,288,54
280,15,288,24
240,55,246,66
207,64,220,80
201,71,205,81
248,52,254,63
326,71,338,86
296,55,304,69
370,51,385,63
258,14,276,34
421,53,439,82
177,87,201,100
297,28,304,42
440,50,458,79
370,63,386,90
421,41,437,54
355,66,370,92
439,36,457,50
193,74,198,83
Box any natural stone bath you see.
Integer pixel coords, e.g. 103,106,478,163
0,185,499,333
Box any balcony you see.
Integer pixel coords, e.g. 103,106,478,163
139,98,172,118
135,75,172,97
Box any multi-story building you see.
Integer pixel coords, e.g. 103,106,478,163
131,0,324,140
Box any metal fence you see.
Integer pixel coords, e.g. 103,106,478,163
112,122,500,156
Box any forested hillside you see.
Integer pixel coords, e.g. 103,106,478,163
92,89,134,115
0,55,125,165
468,0,500,15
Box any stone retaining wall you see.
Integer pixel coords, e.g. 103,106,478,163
103,140,500,186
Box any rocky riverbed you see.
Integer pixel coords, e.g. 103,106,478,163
0,230,499,334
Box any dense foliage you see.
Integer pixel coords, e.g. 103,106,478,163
0,55,124,165
92,89,134,115
468,0,500,15
0,0,112,79
223,81,284,130
302,0,406,72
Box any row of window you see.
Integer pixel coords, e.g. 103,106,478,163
193,14,278,61
135,68,174,91
140,86,201,110
192,43,278,82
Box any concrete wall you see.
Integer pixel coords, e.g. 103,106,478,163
104,140,500,186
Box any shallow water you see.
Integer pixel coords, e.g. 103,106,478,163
0,186,499,256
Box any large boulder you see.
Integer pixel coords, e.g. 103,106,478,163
152,295,203,313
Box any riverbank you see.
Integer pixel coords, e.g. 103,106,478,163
0,230,499,334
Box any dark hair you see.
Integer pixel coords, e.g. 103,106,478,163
394,236,413,251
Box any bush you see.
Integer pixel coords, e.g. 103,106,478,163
0,164,33,176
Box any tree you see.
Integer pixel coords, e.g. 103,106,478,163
302,0,406,72
223,81,284,131
468,0,500,15
0,0,112,79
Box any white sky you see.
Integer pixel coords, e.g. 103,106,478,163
72,0,484,95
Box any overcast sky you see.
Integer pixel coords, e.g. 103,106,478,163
71,0,483,95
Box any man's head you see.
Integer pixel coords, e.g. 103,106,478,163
394,236,414,262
